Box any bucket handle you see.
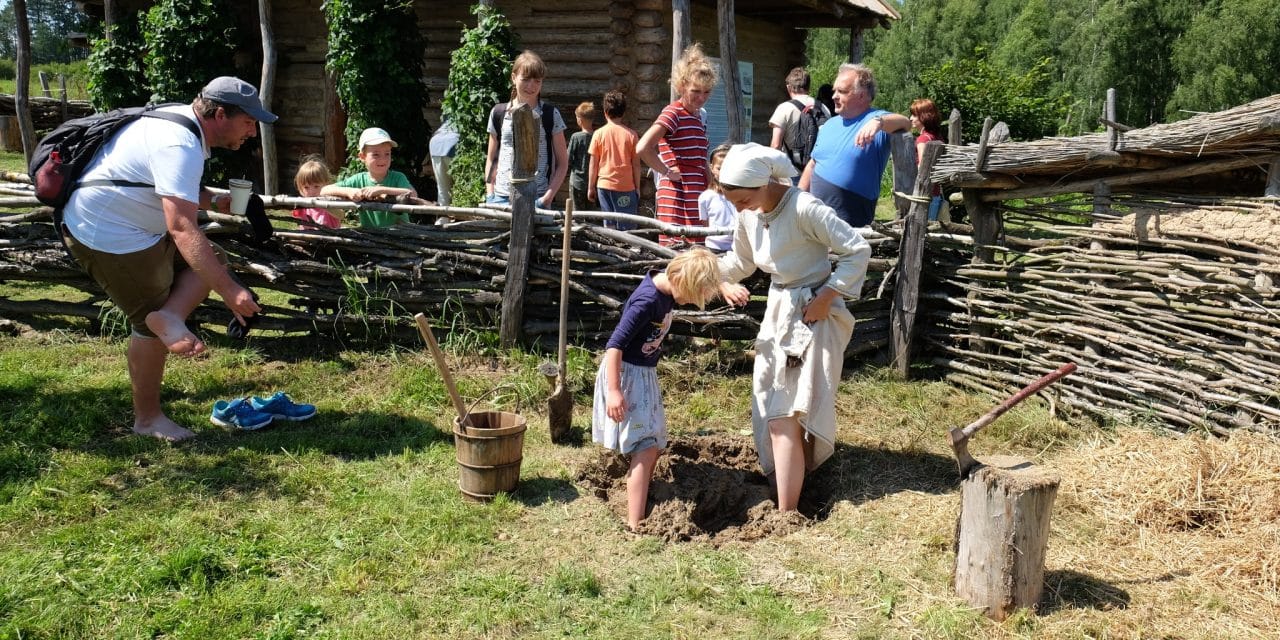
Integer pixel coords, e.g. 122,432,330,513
457,383,523,430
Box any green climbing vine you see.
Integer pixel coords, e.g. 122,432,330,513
441,5,518,207
86,14,149,111
143,0,239,102
324,0,431,183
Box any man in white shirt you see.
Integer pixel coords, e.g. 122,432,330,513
768,67,830,178
60,76,276,442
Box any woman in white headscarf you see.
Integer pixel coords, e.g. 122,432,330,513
716,143,871,513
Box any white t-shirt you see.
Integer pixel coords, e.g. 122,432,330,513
769,95,823,133
62,104,208,254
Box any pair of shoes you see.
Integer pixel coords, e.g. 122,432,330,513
210,393,316,431
250,392,317,422
211,398,274,431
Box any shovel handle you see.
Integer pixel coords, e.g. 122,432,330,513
414,313,469,424
957,362,1077,440
557,201,572,377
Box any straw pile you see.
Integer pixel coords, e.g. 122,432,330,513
1057,430,1280,606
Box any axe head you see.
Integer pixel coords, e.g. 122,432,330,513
948,426,979,479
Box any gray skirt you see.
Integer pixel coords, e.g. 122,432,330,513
592,359,667,455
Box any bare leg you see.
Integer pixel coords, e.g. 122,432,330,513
144,268,211,357
626,446,661,530
128,335,195,442
769,417,806,512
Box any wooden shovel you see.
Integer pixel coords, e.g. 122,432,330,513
546,201,574,443
414,313,468,428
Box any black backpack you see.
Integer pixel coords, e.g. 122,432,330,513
782,98,830,170
490,100,558,177
29,104,200,211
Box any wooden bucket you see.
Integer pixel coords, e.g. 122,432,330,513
453,410,526,501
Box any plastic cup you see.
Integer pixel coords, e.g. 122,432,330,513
228,179,252,215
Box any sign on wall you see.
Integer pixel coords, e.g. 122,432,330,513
704,58,753,149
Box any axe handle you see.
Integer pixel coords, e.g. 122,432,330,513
957,363,1077,440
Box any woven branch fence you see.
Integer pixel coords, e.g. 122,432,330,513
3,94,1280,436
0,183,897,359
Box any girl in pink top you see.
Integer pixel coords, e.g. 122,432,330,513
291,156,341,229
909,98,944,221
638,43,719,246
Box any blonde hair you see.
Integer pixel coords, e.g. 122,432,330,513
666,246,721,310
575,101,597,123
708,142,732,194
294,155,332,192
671,43,718,94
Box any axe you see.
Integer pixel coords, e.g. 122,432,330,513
949,363,1077,479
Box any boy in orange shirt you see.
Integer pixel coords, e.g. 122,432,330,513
588,90,642,231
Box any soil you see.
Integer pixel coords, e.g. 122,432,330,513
577,434,826,544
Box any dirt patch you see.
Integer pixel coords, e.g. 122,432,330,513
577,434,828,543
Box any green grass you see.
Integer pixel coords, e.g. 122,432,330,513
0,320,1097,639
0,61,90,101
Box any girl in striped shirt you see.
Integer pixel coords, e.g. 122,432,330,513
638,43,719,246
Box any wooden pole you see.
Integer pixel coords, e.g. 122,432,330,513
717,0,744,143
37,71,51,98
848,27,864,63
954,455,1060,621
499,103,539,347
104,0,115,40
258,0,279,195
890,141,942,378
947,108,962,146
974,117,994,173
58,75,67,123
964,186,1000,353
1105,87,1118,151
12,0,36,164
980,155,1269,202
890,131,917,219
1265,156,1280,198
670,0,691,103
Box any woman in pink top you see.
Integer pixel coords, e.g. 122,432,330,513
910,98,944,221
638,43,719,246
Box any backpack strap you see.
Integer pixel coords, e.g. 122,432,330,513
76,110,203,191
540,100,556,176
788,98,806,113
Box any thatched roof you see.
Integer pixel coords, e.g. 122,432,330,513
933,94,1280,197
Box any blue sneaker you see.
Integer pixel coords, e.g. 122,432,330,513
211,398,274,431
250,392,317,422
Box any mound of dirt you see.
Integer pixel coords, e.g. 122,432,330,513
577,435,818,543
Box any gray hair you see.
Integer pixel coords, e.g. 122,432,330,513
836,63,876,101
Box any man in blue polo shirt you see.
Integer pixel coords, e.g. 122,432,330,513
799,63,910,227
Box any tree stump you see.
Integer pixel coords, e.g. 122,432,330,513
954,454,1060,621
0,116,23,153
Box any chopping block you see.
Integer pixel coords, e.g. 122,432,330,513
953,454,1060,621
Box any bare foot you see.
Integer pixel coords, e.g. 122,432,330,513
145,310,206,357
133,415,196,442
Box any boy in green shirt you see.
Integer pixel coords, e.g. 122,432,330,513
322,127,418,227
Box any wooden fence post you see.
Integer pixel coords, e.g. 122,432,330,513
964,186,1000,354
258,0,279,195
891,131,917,219
890,141,942,378
37,71,51,98
716,0,743,144
670,0,691,103
499,103,539,347
947,108,962,146
1266,156,1280,198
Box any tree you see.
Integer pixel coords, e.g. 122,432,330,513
1167,0,1280,117
325,0,432,181
0,0,91,63
441,5,518,208
918,48,1068,141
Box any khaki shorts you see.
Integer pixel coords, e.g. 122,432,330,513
62,228,224,338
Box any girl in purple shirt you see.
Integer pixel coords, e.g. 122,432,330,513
592,247,721,531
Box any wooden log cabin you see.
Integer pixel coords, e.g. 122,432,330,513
76,0,898,189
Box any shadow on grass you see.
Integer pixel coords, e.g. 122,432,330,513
0,374,454,499
802,441,959,519
1040,569,1132,613
512,476,580,506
